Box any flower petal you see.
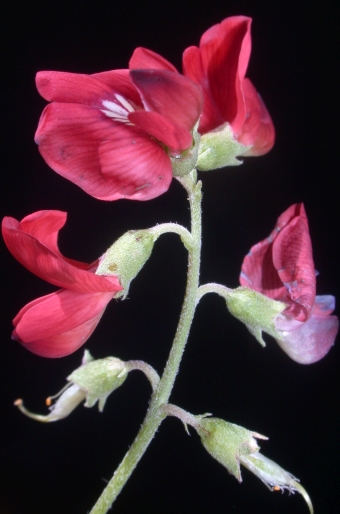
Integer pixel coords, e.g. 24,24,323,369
272,206,315,321
36,71,116,105
129,47,177,72
35,102,172,201
183,45,224,134
197,16,251,133
2,214,122,292
12,289,114,358
129,110,192,153
130,69,203,132
235,79,275,156
274,312,338,364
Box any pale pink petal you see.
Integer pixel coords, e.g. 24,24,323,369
35,102,172,201
129,47,177,72
130,69,203,132
275,312,338,364
13,289,114,358
129,110,192,153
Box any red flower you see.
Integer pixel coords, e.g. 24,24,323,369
35,68,203,201
2,211,122,358
240,204,338,363
182,16,275,156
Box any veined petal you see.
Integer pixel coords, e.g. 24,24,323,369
129,110,192,153
2,215,121,293
35,102,172,201
272,209,315,321
130,69,203,132
13,289,114,357
129,47,177,72
91,69,141,105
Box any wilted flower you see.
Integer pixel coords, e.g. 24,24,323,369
240,203,338,363
14,350,128,421
2,211,122,357
35,65,203,201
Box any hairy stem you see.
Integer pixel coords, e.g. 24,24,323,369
89,171,202,514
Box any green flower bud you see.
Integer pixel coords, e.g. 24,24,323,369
96,229,155,298
225,286,287,347
196,123,250,171
196,417,265,481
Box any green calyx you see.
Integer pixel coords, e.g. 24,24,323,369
225,287,287,347
96,229,155,298
171,129,200,177
196,123,250,171
197,418,262,481
68,355,128,412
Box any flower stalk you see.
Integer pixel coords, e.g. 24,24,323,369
89,170,202,514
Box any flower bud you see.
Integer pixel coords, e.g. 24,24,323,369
14,350,128,422
196,417,265,481
196,123,250,171
225,286,287,346
96,229,155,298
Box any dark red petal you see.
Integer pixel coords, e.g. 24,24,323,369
35,102,172,201
129,47,177,72
129,110,192,153
13,289,114,358
273,210,315,321
2,215,121,293
274,312,338,364
183,46,224,134
199,16,252,132
236,79,275,155
130,69,203,131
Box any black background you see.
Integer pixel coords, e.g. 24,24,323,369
1,1,339,513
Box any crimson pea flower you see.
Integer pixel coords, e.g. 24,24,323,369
182,16,275,156
2,211,122,358
35,66,203,201
240,204,338,364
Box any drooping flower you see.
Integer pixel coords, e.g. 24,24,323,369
182,16,275,157
35,66,203,201
2,211,123,357
240,204,338,363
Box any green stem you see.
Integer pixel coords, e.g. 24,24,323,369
89,171,202,514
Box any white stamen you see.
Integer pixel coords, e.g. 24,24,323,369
101,94,137,125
